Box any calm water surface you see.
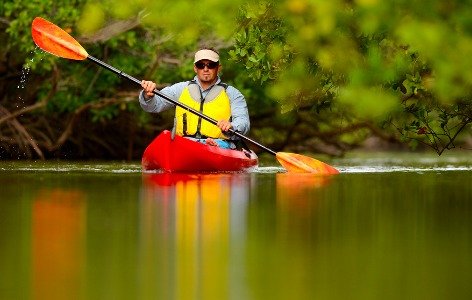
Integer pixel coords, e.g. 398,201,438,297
0,152,471,300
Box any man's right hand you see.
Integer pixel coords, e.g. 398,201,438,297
141,80,157,99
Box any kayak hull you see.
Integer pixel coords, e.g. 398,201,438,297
142,130,258,172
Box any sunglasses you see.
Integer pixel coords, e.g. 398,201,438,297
195,61,219,69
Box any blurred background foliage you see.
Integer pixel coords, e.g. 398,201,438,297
0,0,470,159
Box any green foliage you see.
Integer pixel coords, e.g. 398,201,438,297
228,0,472,154
230,3,291,84
2,0,471,159
3,0,86,72
338,86,399,120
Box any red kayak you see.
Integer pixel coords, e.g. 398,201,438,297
142,130,258,172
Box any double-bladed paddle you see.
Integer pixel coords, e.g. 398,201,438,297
31,17,339,174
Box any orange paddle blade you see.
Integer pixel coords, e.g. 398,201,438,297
276,152,339,174
31,17,88,60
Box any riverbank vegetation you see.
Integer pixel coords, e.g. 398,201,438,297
1,0,471,159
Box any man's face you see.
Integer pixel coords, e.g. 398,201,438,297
194,59,220,85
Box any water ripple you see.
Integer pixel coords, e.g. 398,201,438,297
0,152,470,174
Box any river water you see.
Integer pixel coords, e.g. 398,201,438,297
0,152,471,300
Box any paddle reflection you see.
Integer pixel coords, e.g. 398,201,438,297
276,173,332,198
140,173,250,300
270,173,334,299
276,173,333,228
32,189,86,300
275,173,332,208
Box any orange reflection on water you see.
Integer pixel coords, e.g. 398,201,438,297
274,173,334,299
276,172,333,228
276,173,332,209
32,189,86,300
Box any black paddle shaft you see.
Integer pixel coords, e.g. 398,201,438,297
87,55,277,155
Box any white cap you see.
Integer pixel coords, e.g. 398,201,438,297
194,49,219,63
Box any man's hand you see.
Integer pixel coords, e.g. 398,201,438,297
205,138,218,146
206,120,233,147
217,120,232,132
141,80,157,99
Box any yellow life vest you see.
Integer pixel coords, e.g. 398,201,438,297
175,82,231,139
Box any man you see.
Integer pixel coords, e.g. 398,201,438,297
139,48,249,149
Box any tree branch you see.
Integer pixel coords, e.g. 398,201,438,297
0,64,58,126
0,105,44,159
78,11,148,44
46,92,136,151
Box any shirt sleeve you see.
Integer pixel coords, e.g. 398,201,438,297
139,82,188,113
226,86,250,136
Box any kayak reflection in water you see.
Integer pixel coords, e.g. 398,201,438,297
139,47,250,150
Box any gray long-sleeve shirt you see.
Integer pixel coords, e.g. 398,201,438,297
139,75,250,136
